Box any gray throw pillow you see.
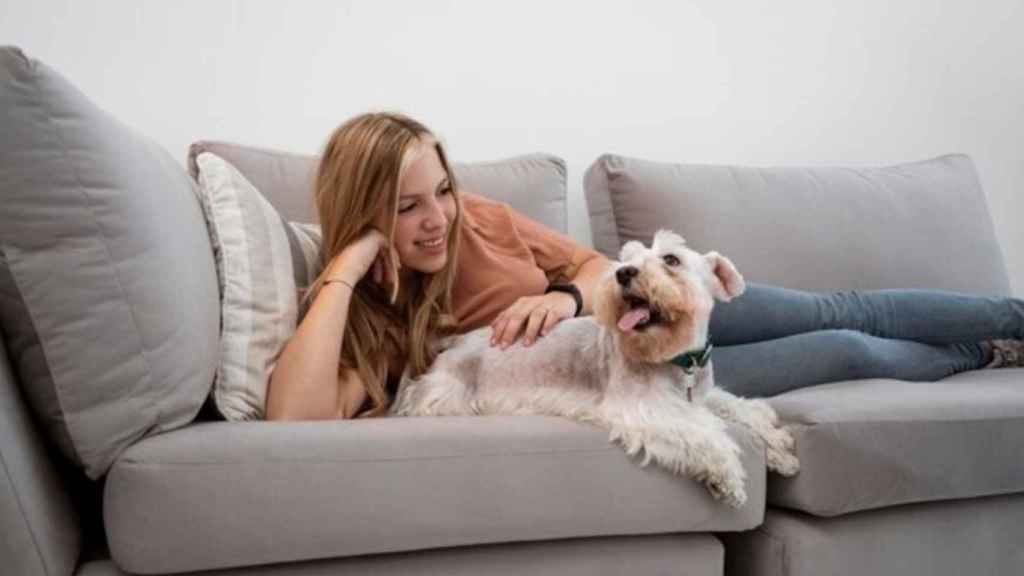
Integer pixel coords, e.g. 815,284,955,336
0,46,220,479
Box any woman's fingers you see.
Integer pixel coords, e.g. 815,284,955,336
372,257,383,284
540,309,562,336
521,307,550,347
489,314,506,346
496,313,522,349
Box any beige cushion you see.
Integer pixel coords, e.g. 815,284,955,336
193,152,322,421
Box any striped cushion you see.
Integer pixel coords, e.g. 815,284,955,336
194,152,322,421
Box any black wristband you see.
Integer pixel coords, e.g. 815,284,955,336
545,283,583,317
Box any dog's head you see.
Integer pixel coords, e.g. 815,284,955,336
593,230,745,364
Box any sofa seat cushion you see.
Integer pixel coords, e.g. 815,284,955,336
767,368,1024,517
104,415,765,574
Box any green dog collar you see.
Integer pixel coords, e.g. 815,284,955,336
669,340,713,375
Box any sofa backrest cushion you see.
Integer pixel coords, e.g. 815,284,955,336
0,338,80,576
584,153,1011,295
0,46,220,479
188,140,570,235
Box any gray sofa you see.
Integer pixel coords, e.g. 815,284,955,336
2,46,1021,576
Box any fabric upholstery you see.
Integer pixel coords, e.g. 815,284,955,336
187,140,569,234
722,492,1024,576
0,337,80,576
78,534,722,576
0,46,219,479
766,368,1024,516
583,153,1011,296
193,152,322,421
104,415,764,574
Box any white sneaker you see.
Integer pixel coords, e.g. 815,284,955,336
983,339,1024,369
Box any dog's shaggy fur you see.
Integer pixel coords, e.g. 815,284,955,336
392,230,799,506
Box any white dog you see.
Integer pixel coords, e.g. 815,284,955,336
392,230,799,506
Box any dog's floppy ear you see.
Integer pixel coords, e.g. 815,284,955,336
703,251,746,301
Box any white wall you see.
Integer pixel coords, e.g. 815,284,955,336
4,0,1022,293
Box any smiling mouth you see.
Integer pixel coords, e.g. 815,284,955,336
618,293,663,332
415,236,445,248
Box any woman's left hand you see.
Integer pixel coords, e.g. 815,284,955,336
490,292,577,349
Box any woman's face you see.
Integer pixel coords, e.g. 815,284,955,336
390,144,457,274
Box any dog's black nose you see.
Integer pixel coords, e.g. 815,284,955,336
616,266,638,287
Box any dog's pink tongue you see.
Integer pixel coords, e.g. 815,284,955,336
618,308,650,332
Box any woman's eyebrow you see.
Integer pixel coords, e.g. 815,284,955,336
400,177,449,200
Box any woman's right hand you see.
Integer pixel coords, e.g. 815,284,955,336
325,228,399,288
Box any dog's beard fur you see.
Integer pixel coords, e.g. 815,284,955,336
593,260,714,364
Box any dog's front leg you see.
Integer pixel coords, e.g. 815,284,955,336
604,405,748,507
702,388,799,476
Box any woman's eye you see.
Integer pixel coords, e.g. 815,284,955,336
438,185,452,196
398,203,416,214
663,254,680,266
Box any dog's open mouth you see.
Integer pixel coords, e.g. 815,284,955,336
618,294,663,332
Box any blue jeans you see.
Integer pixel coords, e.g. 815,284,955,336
708,283,1024,397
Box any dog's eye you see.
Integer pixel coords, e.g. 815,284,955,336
662,254,681,267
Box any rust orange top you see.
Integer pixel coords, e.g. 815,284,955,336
452,192,604,332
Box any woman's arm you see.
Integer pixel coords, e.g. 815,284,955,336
266,281,365,420
567,252,613,316
490,252,613,349
265,229,393,420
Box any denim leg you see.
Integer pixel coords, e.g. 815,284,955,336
712,329,988,398
709,282,1024,346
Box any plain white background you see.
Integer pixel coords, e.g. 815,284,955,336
3,0,1022,293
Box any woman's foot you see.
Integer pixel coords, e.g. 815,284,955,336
982,339,1024,368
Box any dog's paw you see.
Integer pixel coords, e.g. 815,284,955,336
704,466,748,508
698,443,748,507
763,425,799,476
767,447,800,477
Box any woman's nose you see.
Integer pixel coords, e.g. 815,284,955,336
423,197,447,230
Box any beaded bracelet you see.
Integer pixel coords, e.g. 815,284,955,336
323,278,356,291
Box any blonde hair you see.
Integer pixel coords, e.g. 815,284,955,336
303,112,462,417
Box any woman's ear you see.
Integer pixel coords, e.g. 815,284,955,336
703,251,746,302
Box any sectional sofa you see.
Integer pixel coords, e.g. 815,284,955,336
3,45,1022,576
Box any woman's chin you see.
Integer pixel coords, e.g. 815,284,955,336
404,253,448,275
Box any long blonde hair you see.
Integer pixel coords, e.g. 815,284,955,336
303,112,462,417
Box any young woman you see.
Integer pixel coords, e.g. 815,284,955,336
265,112,1024,420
